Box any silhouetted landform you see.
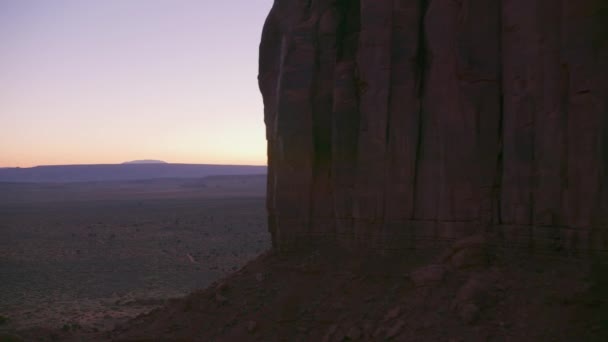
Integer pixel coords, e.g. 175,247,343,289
122,160,168,164
259,0,608,253
0,164,267,183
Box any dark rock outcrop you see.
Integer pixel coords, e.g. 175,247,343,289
259,0,608,254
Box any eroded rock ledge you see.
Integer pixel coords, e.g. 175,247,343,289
259,0,608,254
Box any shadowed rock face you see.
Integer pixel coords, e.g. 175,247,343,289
259,0,608,253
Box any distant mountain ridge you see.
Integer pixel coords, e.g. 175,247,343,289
0,163,267,183
122,159,168,164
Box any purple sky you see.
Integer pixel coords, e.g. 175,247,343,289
0,0,273,167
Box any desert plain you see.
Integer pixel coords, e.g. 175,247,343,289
0,175,269,332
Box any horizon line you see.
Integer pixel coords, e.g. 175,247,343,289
0,162,268,169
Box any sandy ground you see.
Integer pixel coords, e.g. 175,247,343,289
0,175,269,332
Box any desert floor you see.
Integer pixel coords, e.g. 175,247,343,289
0,175,269,332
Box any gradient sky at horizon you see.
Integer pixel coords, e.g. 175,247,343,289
0,0,273,167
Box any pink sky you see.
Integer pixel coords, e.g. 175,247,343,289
0,0,273,167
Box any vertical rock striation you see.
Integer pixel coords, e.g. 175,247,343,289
259,0,608,254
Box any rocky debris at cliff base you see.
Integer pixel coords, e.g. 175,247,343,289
451,270,504,313
385,319,406,339
458,303,480,324
344,325,361,340
101,247,606,342
6,248,608,341
321,324,338,342
409,264,446,287
439,234,493,269
382,306,401,321
246,320,257,333
214,292,228,304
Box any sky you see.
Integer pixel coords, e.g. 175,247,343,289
0,0,273,167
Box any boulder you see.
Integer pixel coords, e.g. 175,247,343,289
410,265,446,287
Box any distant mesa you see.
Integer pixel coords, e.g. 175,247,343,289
122,160,168,165
0,162,266,182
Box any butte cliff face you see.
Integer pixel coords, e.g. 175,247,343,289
259,0,608,254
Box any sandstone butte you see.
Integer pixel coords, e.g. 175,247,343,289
259,0,608,255
107,3,607,340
